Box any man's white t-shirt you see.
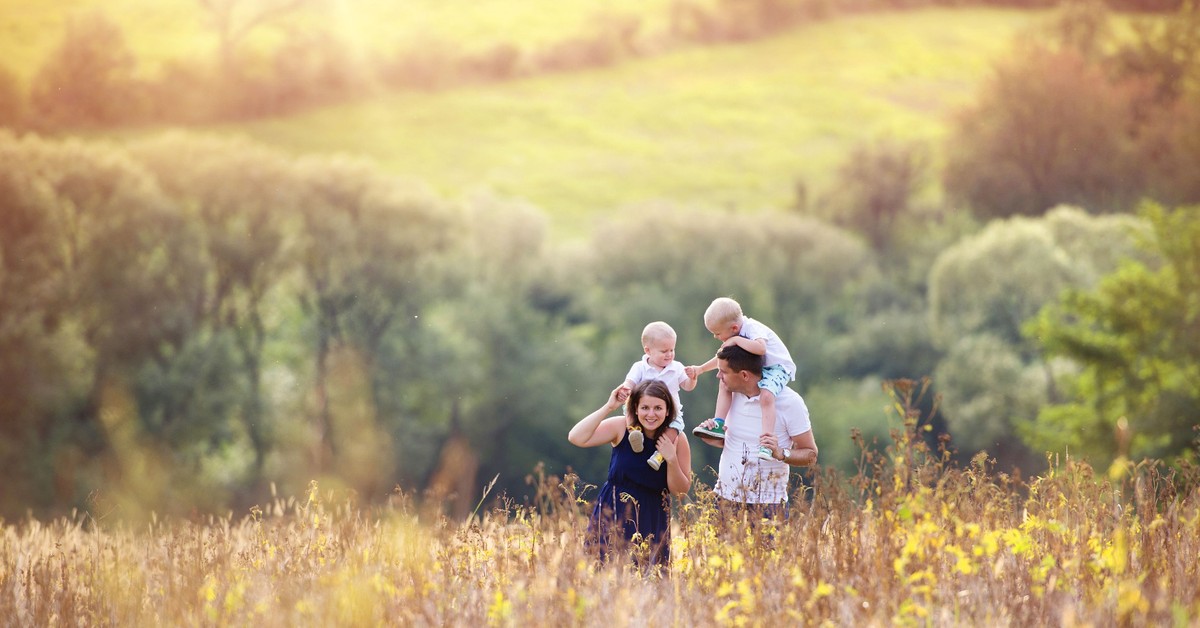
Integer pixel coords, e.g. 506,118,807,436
738,316,797,380
714,385,812,504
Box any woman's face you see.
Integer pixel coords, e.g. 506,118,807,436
635,394,669,431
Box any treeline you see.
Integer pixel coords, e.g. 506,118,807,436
1,128,1196,521
0,0,1190,130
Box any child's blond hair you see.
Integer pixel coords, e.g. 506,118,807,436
641,321,677,347
703,297,743,328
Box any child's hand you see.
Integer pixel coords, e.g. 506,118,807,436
615,385,631,404
684,365,698,380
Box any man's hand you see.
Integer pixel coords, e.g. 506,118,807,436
760,433,782,460
695,418,724,448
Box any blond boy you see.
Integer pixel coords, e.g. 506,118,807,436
620,321,697,469
688,298,797,461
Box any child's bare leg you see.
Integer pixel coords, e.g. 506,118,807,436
692,380,732,439
757,388,777,460
715,378,732,421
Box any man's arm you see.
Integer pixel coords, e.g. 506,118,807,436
761,429,817,466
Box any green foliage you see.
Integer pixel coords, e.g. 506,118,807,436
934,334,1046,454
1024,203,1200,465
818,137,931,252
802,377,894,476
929,212,1079,349
927,206,1149,468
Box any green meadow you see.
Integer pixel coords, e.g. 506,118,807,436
216,9,1050,236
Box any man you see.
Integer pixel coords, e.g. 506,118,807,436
694,344,817,517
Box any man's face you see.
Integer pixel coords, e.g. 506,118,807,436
716,358,753,397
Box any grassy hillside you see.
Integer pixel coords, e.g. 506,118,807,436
215,9,1048,236
5,1,1056,236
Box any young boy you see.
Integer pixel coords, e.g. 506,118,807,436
620,321,698,470
688,297,797,461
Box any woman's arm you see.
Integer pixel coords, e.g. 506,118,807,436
568,387,627,448
658,433,693,494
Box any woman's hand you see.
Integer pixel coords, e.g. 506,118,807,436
656,434,678,465
569,386,630,447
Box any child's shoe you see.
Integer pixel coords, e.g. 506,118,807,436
691,418,726,439
647,451,665,470
627,427,644,452
757,445,774,461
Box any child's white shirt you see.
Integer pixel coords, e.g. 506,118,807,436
625,356,690,418
739,316,796,380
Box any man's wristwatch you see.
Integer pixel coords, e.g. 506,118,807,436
778,448,791,462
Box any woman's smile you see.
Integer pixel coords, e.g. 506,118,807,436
637,399,668,428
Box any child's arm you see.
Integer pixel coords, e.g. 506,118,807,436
688,355,718,376
725,335,767,356
617,379,635,403
680,368,698,392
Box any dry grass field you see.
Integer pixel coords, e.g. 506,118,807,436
4,387,1198,626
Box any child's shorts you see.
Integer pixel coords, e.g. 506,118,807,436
758,364,792,397
668,412,686,433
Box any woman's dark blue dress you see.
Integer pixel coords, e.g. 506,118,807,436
587,429,671,566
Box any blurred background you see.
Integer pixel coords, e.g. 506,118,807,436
0,0,1197,520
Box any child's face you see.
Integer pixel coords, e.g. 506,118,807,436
707,321,738,343
644,336,676,369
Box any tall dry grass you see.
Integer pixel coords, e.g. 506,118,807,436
3,381,1198,626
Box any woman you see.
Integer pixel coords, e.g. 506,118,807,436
568,380,693,566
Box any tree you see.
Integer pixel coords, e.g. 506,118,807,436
820,138,930,252
0,65,22,128
943,45,1143,219
197,0,313,77
1108,1,1200,105
29,12,140,127
0,133,219,513
1024,203,1200,465
292,155,456,474
128,132,298,477
927,207,1148,470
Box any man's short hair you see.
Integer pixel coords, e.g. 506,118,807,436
716,344,763,377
